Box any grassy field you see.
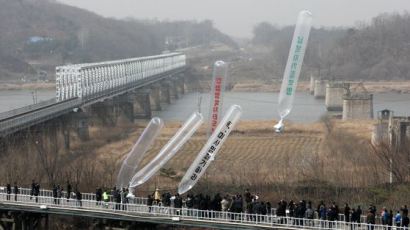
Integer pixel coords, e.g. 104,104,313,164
90,119,387,202
2,115,408,208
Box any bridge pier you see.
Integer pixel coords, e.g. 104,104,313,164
89,100,119,127
160,82,171,104
61,119,71,150
115,95,135,123
71,110,90,141
176,76,185,95
133,89,152,119
149,85,162,111
169,80,179,100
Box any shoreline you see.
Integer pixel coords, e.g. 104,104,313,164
232,81,410,94
0,83,55,90
1,81,410,94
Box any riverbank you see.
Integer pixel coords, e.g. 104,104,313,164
1,81,410,93
0,82,55,90
232,80,410,93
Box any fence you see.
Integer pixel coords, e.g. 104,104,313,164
56,53,186,102
0,188,408,229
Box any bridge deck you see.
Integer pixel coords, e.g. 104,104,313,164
0,99,56,122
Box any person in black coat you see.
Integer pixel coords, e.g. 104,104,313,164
52,185,58,204
344,203,351,222
34,183,40,203
76,190,82,207
66,181,72,202
213,193,222,211
96,187,102,205
186,194,194,209
13,182,18,201
174,193,183,215
147,195,153,212
288,200,295,217
115,189,121,210
30,180,35,200
402,215,409,228
6,183,11,200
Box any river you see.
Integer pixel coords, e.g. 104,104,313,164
1,90,409,123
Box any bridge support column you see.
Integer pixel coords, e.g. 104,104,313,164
160,82,171,104
115,95,135,123
62,121,70,150
71,110,90,141
133,89,152,119
90,100,119,126
176,76,185,95
169,80,179,100
149,84,162,111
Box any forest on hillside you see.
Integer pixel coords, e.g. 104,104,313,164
252,12,410,81
0,0,237,81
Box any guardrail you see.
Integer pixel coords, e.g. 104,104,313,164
0,188,407,230
0,99,56,122
0,98,81,137
56,53,186,102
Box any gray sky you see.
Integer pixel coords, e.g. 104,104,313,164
58,0,410,38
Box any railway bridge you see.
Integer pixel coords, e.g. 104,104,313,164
0,53,189,149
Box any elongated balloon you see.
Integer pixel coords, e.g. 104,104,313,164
207,61,228,136
129,112,203,188
115,117,164,189
274,10,313,132
178,105,242,194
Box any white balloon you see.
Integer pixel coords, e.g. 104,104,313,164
275,10,313,132
129,112,203,188
178,105,242,194
116,117,164,189
207,60,228,136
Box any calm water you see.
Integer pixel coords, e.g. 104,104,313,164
0,89,55,112
1,90,409,123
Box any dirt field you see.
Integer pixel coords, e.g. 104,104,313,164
91,119,381,198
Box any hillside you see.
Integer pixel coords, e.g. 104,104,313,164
0,0,237,81
251,12,410,81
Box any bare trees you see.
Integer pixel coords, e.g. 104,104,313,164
371,140,410,183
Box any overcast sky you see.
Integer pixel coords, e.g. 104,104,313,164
58,0,410,38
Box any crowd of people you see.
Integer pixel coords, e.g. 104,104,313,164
147,188,271,216
144,188,410,228
3,183,410,228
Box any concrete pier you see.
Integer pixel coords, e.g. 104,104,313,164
133,89,152,119
325,82,350,111
149,84,162,111
71,109,90,141
314,79,328,99
169,80,179,100
309,75,316,95
160,82,172,104
342,83,373,120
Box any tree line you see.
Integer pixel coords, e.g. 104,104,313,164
252,12,410,80
0,0,237,80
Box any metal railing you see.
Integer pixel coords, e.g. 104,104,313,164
56,53,186,102
0,99,56,122
0,188,408,230
0,98,81,137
